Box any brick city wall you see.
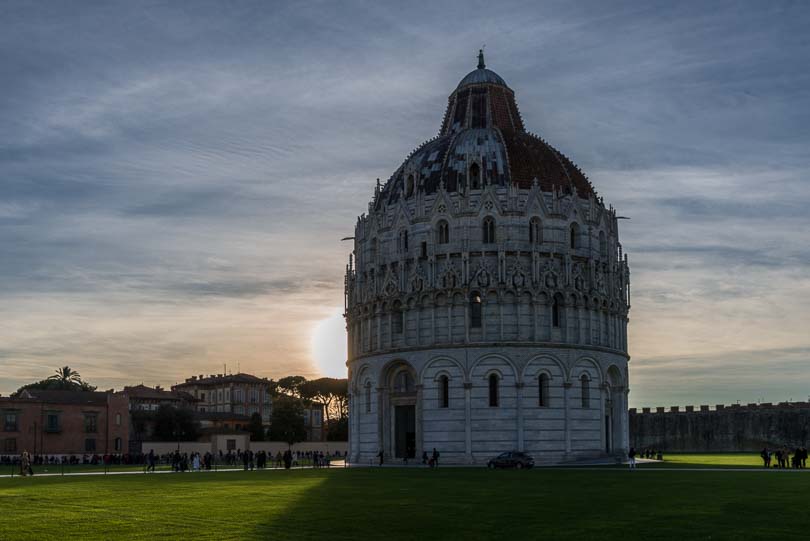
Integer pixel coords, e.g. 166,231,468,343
629,402,810,452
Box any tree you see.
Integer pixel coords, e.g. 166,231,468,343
130,410,154,442
277,375,307,398
49,366,83,386
300,377,348,425
325,417,348,441
153,405,200,442
268,396,306,446
248,412,265,441
13,367,96,397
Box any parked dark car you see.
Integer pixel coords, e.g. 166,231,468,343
487,451,535,469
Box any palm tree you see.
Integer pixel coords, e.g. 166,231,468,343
49,366,82,386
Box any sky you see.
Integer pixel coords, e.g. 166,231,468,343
1,0,809,407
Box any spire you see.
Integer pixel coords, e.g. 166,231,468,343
477,48,486,69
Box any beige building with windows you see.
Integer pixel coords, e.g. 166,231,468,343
344,53,631,465
172,373,273,425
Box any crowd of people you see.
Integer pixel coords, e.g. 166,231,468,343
640,448,664,460
760,447,807,468
1,448,345,475
376,448,441,467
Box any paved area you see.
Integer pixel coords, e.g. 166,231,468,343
3,461,808,479
0,462,347,479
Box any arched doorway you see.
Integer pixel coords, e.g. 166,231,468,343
380,361,419,460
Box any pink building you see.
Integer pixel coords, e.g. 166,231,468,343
0,390,129,456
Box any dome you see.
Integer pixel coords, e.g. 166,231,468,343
456,68,507,89
457,49,508,89
377,50,595,208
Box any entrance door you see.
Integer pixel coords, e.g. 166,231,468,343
395,405,416,459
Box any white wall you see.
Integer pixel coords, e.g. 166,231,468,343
141,440,348,456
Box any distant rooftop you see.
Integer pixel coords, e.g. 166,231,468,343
174,373,270,387
5,389,110,405
121,384,195,401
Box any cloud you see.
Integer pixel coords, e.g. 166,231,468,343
1,0,809,403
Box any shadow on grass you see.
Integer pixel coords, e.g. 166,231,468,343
253,467,810,541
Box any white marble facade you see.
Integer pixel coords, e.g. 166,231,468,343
344,54,630,465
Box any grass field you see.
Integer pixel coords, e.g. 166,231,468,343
648,453,766,468
2,463,809,540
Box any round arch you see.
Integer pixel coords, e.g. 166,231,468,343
569,356,603,384
521,354,567,383
418,355,467,385
469,353,520,383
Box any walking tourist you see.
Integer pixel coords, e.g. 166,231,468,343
147,449,156,472
628,447,637,469
20,450,32,476
432,448,440,467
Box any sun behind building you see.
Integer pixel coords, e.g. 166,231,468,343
344,51,631,465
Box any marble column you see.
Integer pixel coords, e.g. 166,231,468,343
516,382,524,451
563,382,572,456
464,382,473,463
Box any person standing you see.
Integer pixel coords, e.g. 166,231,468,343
20,450,32,477
377,450,384,466
628,447,637,470
432,448,440,468
147,449,156,473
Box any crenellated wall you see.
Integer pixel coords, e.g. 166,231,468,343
629,403,810,452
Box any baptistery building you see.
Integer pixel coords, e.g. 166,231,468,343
344,52,631,465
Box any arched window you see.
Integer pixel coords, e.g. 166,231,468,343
398,230,409,253
580,374,590,408
488,374,499,407
470,292,482,328
552,295,562,328
539,373,550,407
392,301,403,334
570,223,579,250
529,217,542,245
394,371,414,393
406,174,414,197
470,163,481,190
364,382,372,413
436,220,450,244
439,375,449,408
599,231,607,258
370,237,377,262
482,217,496,244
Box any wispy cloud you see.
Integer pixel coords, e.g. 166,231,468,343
1,0,809,404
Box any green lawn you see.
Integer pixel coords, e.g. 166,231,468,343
646,453,766,468
1,466,809,540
